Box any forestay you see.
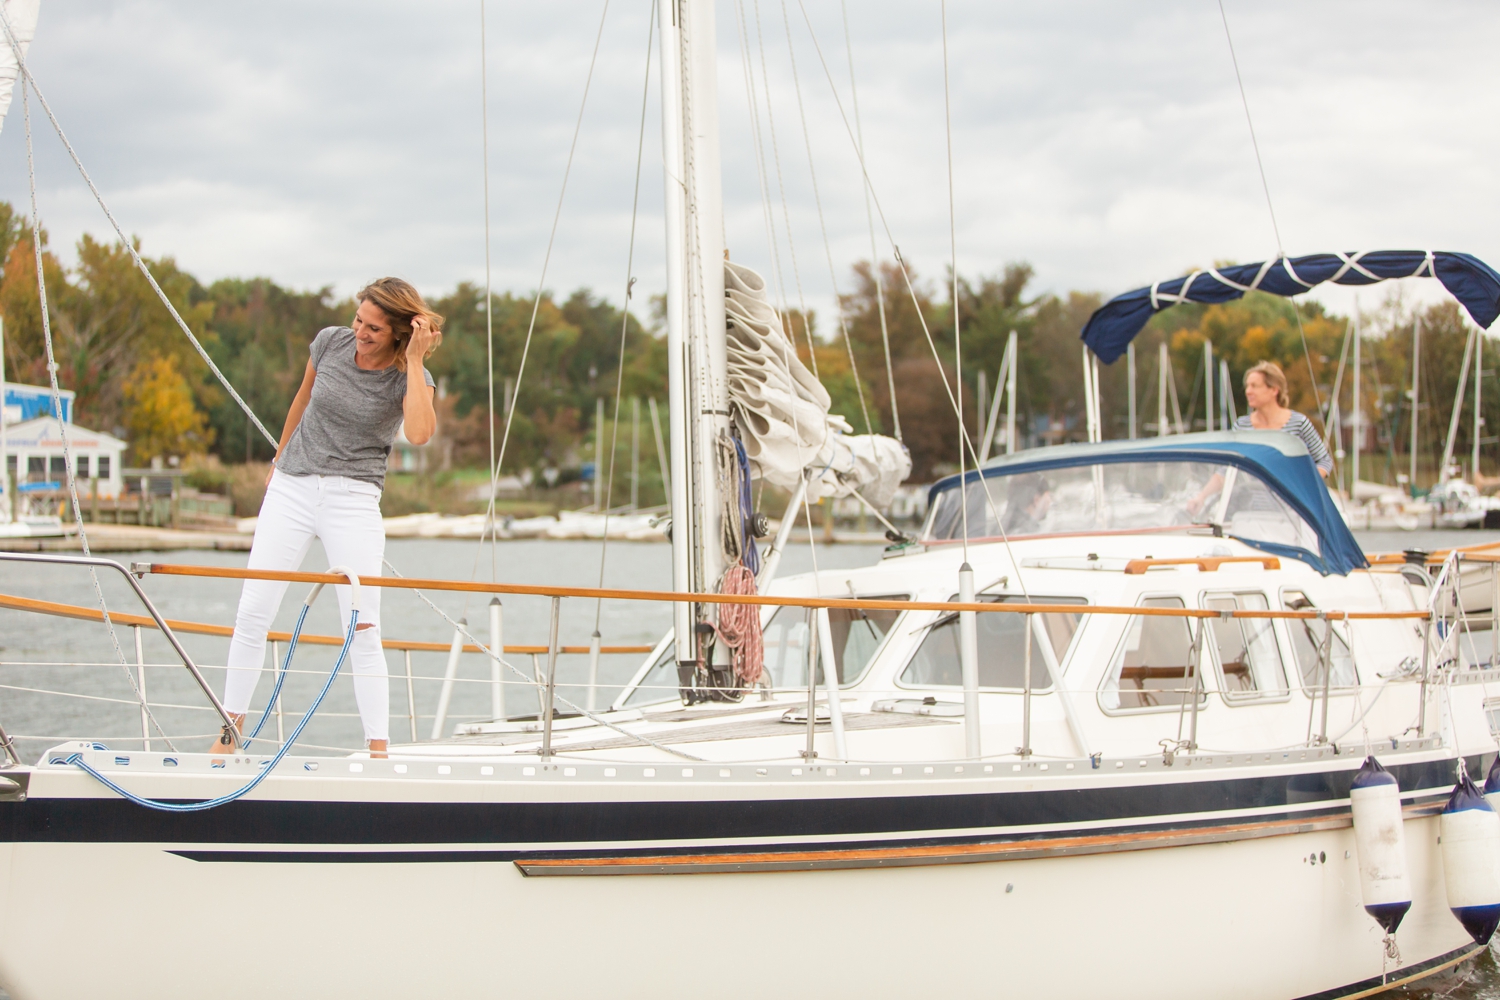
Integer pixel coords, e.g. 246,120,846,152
1081,250,1500,364
723,260,909,504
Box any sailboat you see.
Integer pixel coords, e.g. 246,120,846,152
6,4,1500,1000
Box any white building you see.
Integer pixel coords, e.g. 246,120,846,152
2,415,128,506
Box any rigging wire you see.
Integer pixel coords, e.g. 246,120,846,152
1216,0,1322,421
940,0,969,561
592,0,657,632
0,21,276,452
480,0,498,584
733,0,800,363
790,0,1029,596
779,0,871,435
8,59,174,749
487,0,613,513
752,0,819,378
840,0,900,442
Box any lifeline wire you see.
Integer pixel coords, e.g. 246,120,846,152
592,0,656,631
12,63,174,750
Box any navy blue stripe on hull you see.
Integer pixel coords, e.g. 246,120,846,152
1293,943,1485,1000
1,755,1473,847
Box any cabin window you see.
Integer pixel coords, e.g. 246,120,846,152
762,599,906,689
1099,597,1206,711
75,455,91,479
899,596,1085,690
49,456,66,480
1281,590,1356,693
1204,593,1288,701
27,456,43,481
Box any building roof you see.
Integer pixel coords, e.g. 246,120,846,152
0,415,127,451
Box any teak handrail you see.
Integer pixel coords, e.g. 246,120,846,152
1123,556,1280,575
134,563,1430,622
0,591,653,655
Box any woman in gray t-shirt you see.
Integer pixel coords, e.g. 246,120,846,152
212,277,442,758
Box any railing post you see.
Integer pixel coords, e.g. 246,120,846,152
134,625,149,751
1491,562,1498,668
1187,616,1205,751
1418,615,1432,738
430,618,466,740
959,563,981,759
404,650,417,743
587,629,601,712
271,640,284,745
803,609,818,761
489,598,505,722
1318,615,1335,744
1019,612,1033,758
541,597,560,759
815,607,847,760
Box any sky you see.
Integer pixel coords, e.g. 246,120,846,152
0,0,1496,335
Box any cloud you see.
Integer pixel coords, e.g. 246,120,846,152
0,0,1494,335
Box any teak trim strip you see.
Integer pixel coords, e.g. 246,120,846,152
1124,556,1279,575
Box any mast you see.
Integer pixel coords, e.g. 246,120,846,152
659,0,730,668
0,316,8,522
1351,305,1360,489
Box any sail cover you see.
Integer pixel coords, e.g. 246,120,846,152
724,260,910,505
1081,250,1500,364
0,0,38,138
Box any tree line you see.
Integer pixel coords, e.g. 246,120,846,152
0,201,1489,490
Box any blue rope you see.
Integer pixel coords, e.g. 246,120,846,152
67,609,360,813
244,604,309,747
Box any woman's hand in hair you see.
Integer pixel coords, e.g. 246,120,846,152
407,315,441,363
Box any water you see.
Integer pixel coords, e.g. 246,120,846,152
4,531,1500,998
0,536,884,756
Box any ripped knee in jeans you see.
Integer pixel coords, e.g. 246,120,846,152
355,622,377,632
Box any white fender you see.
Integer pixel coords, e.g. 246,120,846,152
1349,756,1411,934
1440,771,1500,945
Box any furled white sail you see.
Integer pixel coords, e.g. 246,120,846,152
724,259,910,506
0,0,38,137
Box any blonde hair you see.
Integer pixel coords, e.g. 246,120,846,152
1244,360,1289,408
356,277,444,372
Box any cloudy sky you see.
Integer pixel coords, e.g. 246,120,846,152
1,0,1495,332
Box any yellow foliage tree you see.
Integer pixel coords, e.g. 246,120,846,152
123,354,213,464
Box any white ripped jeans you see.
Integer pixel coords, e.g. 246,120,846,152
223,471,389,742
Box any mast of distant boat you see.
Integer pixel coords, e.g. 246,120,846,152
658,0,730,669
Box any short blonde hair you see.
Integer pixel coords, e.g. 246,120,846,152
357,277,444,372
1244,360,1289,407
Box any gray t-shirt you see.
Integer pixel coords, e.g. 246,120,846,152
275,326,434,488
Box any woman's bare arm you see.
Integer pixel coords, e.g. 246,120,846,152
401,318,439,445
267,360,317,486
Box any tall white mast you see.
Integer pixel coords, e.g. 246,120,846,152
659,0,730,669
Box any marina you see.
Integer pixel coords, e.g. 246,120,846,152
2,1,1500,998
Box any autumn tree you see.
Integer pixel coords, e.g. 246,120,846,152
124,354,213,463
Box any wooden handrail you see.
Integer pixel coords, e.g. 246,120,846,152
0,591,653,655
1124,556,1279,575
134,562,1430,622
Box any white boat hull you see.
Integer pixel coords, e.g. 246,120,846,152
0,745,1483,1000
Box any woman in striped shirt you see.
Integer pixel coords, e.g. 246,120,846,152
1187,360,1331,516
1234,360,1333,476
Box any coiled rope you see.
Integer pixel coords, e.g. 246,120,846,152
716,564,764,686
66,573,362,812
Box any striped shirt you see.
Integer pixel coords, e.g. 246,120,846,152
1234,412,1333,474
